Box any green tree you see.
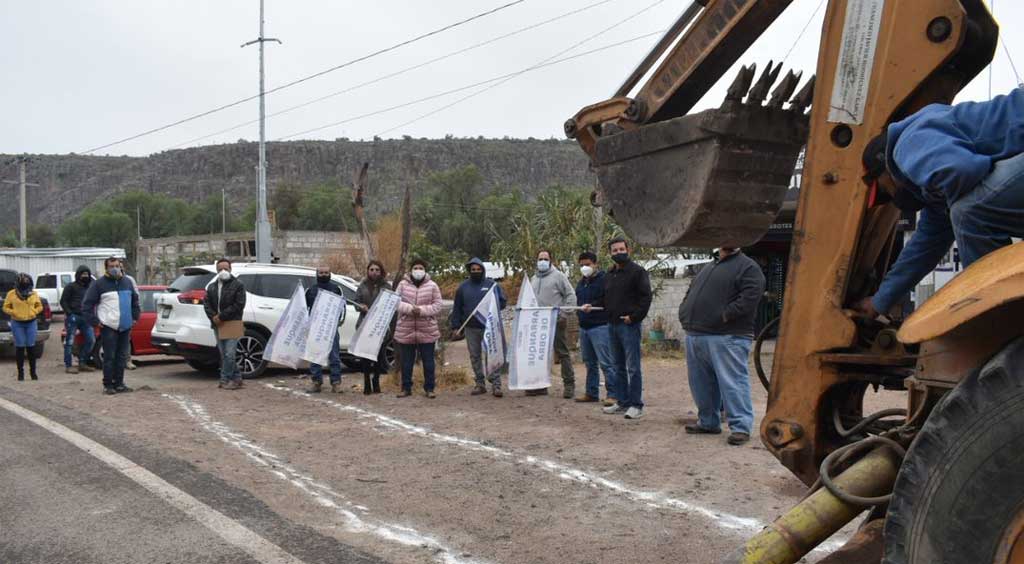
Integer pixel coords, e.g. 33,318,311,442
415,165,495,258
27,224,56,247
294,183,357,231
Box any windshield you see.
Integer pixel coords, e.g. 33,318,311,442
167,272,214,293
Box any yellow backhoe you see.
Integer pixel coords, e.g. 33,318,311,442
566,1,1021,562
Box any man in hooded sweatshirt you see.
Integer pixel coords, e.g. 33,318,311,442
304,265,345,394
530,249,577,398
82,257,140,395
452,257,507,397
60,265,96,374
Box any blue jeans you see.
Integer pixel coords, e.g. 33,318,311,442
685,334,754,434
100,327,131,389
64,314,95,367
608,322,643,409
400,342,436,392
10,320,37,348
580,324,617,399
310,336,342,384
217,338,240,383
950,151,1024,266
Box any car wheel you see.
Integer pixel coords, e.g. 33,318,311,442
235,329,268,379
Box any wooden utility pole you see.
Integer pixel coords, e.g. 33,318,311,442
1,156,40,246
351,162,377,260
393,186,412,287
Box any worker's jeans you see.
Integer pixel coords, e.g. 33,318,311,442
609,322,643,409
465,326,501,389
951,151,1024,266
217,338,240,383
685,334,754,435
64,314,95,367
400,342,436,392
310,337,342,384
580,324,617,399
100,327,130,389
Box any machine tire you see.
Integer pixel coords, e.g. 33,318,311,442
883,336,1024,564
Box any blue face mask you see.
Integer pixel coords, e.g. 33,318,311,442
107,267,122,279
537,260,551,273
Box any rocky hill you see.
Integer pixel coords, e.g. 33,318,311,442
0,137,594,229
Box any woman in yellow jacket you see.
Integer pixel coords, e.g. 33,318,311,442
4,273,43,380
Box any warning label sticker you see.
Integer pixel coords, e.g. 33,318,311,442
828,0,885,124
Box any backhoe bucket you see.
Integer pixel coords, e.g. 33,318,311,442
592,66,810,248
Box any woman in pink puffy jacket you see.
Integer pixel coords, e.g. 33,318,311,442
394,258,443,398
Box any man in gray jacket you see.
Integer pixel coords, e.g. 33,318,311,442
530,249,577,398
678,247,765,445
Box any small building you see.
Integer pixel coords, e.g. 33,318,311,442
0,247,127,278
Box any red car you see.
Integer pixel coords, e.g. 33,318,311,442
62,285,167,357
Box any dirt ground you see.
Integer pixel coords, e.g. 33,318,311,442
1,328,905,564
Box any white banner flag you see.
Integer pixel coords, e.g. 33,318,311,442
474,286,506,377
265,284,310,369
349,289,400,361
302,289,345,366
508,275,556,390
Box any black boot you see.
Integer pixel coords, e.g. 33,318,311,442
372,374,381,394
28,350,38,380
363,373,372,395
15,347,25,381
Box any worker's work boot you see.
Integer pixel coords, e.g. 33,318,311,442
223,380,242,391
575,394,598,403
66,366,79,374
306,381,322,394
562,385,575,399
471,385,487,396
684,424,722,435
79,364,95,373
727,432,750,446
330,382,343,394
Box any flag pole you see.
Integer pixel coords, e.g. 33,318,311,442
455,284,498,335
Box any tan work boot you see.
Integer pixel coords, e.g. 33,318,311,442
330,382,343,394
66,366,79,374
223,380,242,390
575,394,598,403
306,381,322,394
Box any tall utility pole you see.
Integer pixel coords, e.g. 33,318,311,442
1,156,40,246
222,187,227,233
242,0,281,263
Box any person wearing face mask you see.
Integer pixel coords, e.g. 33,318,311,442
451,257,507,397
394,259,443,398
355,260,393,395
82,257,141,394
4,273,43,381
678,246,765,445
203,258,246,390
60,265,97,374
574,251,617,405
602,238,652,420
304,265,345,394
854,88,1024,319
529,249,577,398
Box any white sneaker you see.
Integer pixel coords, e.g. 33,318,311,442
624,407,644,420
602,403,626,415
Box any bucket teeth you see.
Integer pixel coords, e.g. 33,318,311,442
789,75,816,113
768,70,802,109
725,63,757,102
746,61,782,105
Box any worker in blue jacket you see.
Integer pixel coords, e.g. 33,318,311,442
856,88,1024,318
451,257,507,397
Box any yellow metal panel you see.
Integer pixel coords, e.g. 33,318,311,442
898,243,1024,344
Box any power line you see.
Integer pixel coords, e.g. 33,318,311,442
170,0,622,150
781,0,826,65
375,0,669,137
79,0,527,155
274,29,667,141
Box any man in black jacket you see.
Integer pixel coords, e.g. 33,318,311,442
203,258,247,390
596,238,652,420
678,247,765,445
60,265,96,374
304,265,345,394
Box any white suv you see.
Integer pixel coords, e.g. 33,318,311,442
151,263,389,378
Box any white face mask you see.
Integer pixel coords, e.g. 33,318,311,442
411,269,426,281
217,269,231,281
537,260,551,272
580,265,594,278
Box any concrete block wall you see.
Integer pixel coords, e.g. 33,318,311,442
642,277,692,341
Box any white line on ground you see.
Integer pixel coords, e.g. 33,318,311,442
165,394,488,564
265,383,847,555
0,395,307,564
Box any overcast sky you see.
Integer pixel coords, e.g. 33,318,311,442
1,0,1021,157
